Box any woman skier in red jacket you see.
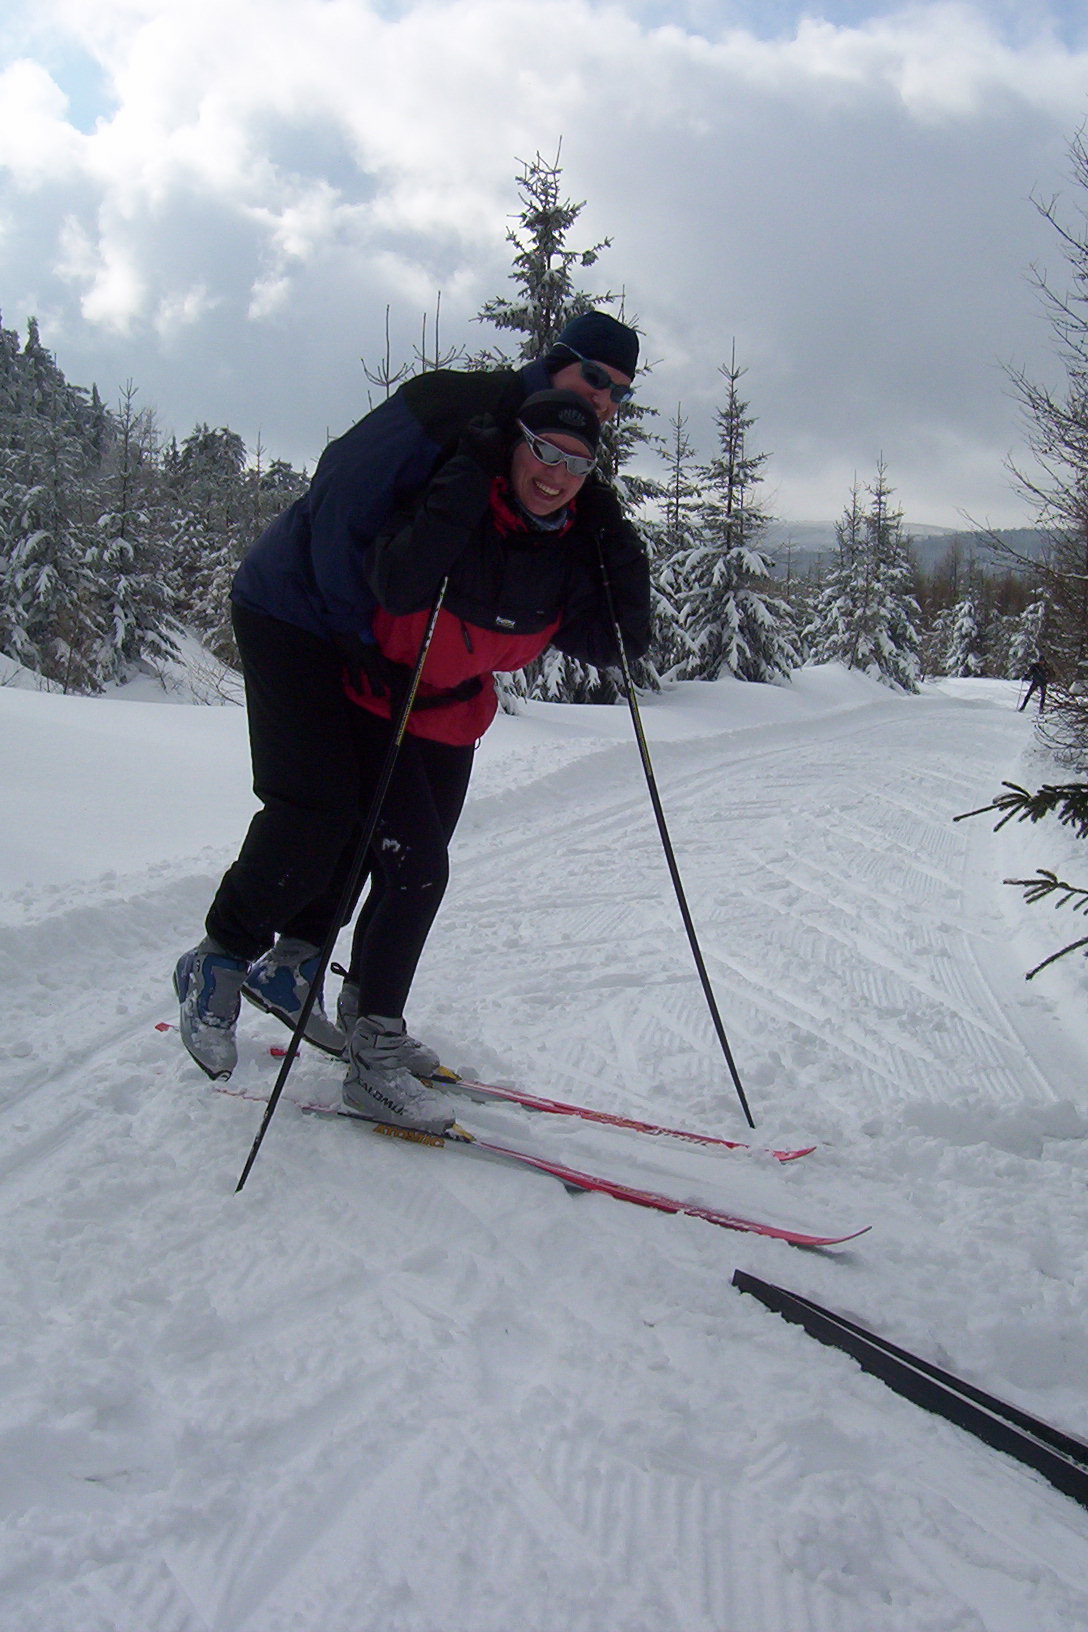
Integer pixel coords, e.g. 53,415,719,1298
333,387,650,1131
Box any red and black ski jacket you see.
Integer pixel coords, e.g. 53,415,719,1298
345,450,652,745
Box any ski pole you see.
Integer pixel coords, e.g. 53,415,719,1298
236,580,450,1191
595,542,756,1129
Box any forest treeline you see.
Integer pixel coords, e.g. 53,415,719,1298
0,148,1070,724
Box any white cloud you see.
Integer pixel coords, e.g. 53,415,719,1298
1,0,1085,522
0,58,85,183
55,212,144,332
719,5,1088,119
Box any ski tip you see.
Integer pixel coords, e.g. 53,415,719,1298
808,1223,872,1247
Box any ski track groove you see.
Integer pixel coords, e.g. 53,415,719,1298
437,705,1062,1127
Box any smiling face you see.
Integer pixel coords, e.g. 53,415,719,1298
509,430,593,516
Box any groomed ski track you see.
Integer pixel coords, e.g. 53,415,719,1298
2,668,1088,1631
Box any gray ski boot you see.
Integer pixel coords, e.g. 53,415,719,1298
336,979,359,1040
173,937,250,1080
336,989,441,1078
242,938,346,1055
342,1016,454,1133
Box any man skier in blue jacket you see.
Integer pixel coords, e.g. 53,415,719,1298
174,311,642,1099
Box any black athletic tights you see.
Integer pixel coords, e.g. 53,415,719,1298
208,603,474,1016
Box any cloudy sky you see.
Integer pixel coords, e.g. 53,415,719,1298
2,0,1087,529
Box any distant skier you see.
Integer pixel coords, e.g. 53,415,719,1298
1019,657,1051,714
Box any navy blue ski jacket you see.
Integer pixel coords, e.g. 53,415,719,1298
231,360,552,640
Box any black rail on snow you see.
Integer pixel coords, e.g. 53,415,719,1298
732,1271,1088,1511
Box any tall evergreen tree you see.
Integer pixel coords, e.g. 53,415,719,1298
86,383,179,683
943,592,985,677
866,460,922,690
0,319,99,690
806,482,868,670
474,145,658,704
674,349,798,683
644,407,699,680
476,145,613,363
165,424,249,662
808,462,920,690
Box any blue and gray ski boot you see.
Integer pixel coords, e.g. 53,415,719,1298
173,937,249,1080
241,937,346,1055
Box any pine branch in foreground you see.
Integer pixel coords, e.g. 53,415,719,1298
1002,868,1088,978
956,779,1088,978
954,779,1088,836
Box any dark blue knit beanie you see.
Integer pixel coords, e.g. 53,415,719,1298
547,310,639,378
519,388,601,452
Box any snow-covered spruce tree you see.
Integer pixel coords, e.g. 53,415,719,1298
1007,588,1050,680
808,462,920,690
864,460,921,689
806,481,868,669
918,604,953,681
475,144,613,365
86,382,180,685
165,424,250,663
0,318,100,690
0,316,27,660
675,349,799,683
942,592,986,677
643,407,699,680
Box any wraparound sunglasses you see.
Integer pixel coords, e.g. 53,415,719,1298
517,423,598,477
559,346,635,405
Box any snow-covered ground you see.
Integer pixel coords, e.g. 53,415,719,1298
2,664,1087,1632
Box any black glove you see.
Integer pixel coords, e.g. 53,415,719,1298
571,475,623,537
456,416,510,477
331,631,397,698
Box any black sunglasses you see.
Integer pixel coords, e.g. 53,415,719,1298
559,346,635,405
517,422,598,477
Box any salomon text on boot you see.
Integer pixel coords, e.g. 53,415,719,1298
342,1017,453,1133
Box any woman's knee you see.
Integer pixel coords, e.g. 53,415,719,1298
376,835,449,899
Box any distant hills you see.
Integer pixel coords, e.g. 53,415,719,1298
763,523,1045,577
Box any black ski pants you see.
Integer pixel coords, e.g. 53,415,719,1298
344,707,473,1016
207,603,473,1015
